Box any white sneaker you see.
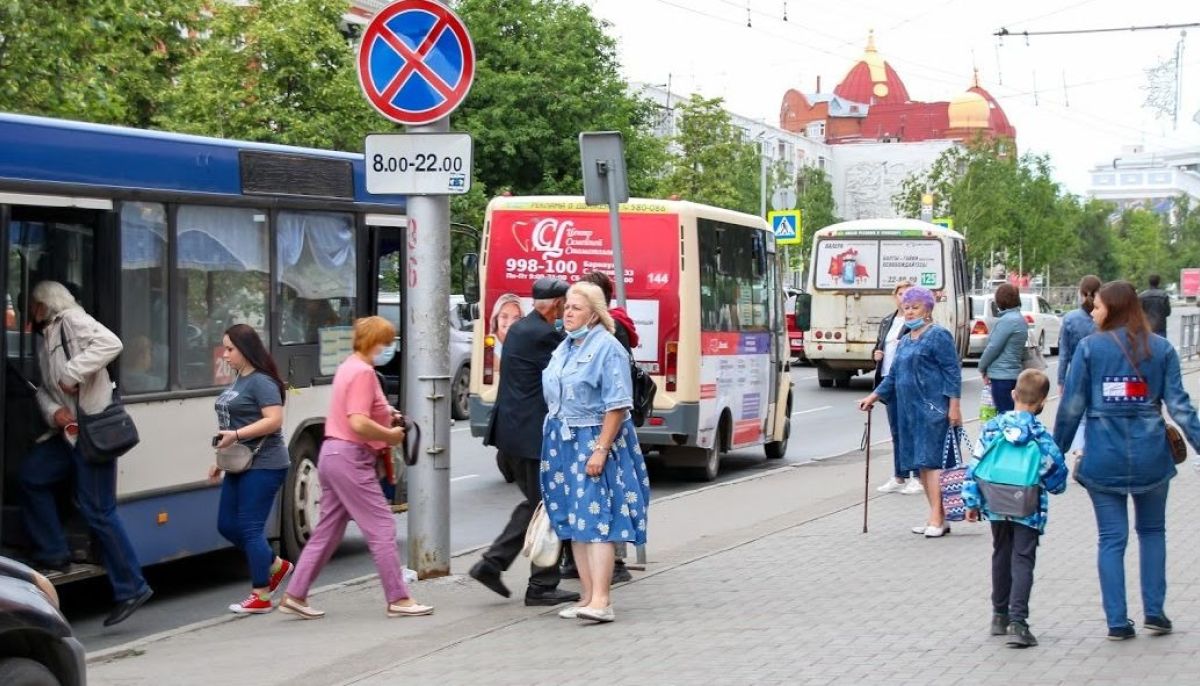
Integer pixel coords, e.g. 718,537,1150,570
900,480,924,495
877,479,905,493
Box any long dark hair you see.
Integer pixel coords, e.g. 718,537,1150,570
225,324,287,404
1096,281,1151,362
1078,275,1102,314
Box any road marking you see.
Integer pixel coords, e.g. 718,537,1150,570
450,474,479,483
792,405,832,416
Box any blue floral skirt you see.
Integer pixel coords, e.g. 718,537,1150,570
540,417,650,545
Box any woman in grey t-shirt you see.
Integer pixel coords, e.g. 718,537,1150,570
209,324,292,614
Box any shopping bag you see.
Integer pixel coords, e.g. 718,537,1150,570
939,426,969,522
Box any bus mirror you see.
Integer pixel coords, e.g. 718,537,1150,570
462,253,480,304
456,302,475,324
794,292,812,331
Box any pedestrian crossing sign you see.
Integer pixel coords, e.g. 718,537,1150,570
768,210,802,245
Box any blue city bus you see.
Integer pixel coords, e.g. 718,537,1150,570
0,112,409,583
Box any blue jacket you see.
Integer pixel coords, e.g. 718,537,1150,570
1057,308,1095,388
978,307,1028,381
963,411,1068,533
1053,327,1200,494
543,326,632,428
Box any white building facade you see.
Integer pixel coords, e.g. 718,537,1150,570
1087,146,1200,218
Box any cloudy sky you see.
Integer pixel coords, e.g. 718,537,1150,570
588,0,1199,194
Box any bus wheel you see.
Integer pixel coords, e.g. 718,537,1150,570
283,432,322,559
0,658,59,686
693,417,728,481
817,366,835,388
765,398,792,460
833,374,852,389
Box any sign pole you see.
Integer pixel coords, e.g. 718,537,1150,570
404,120,452,578
604,164,627,307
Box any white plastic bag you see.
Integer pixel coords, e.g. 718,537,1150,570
521,501,561,568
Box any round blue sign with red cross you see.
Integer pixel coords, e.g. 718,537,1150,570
356,0,475,126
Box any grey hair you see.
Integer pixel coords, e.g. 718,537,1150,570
31,281,79,316
567,282,615,334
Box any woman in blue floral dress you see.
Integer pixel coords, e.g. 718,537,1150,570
858,286,963,537
541,282,649,624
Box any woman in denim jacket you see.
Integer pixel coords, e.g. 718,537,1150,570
1054,281,1200,640
541,282,650,624
978,284,1029,413
1057,275,1101,394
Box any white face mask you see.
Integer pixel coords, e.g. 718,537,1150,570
373,342,396,367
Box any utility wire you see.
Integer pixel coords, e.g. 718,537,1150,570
996,22,1200,38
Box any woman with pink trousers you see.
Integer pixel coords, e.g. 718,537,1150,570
279,316,432,619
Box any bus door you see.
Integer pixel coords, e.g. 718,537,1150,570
950,240,970,358
366,214,406,406
762,231,783,434
0,195,115,570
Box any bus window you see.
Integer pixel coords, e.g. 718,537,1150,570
176,205,269,389
277,211,357,346
698,219,771,332
119,202,169,393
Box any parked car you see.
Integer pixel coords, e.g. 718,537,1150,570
784,287,808,364
377,293,473,420
1021,294,1062,355
0,556,85,686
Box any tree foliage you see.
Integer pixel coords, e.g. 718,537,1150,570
0,0,203,127
658,95,760,214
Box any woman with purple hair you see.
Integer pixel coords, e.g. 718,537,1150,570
858,286,963,537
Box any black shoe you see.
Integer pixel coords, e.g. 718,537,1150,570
1107,620,1136,641
559,564,579,579
990,613,1010,636
524,586,581,606
1005,620,1037,648
1144,616,1173,635
468,560,511,598
35,560,71,576
104,587,153,627
612,560,633,583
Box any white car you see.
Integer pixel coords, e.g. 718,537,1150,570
378,293,473,420
1020,294,1062,356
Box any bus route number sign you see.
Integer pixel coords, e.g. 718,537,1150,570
365,132,473,195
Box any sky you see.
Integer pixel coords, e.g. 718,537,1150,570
587,0,1200,194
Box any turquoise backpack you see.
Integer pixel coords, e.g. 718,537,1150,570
974,437,1042,517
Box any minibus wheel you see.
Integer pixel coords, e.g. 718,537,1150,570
765,396,792,460
283,432,322,558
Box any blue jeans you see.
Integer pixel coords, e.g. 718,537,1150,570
20,437,149,602
884,400,913,479
991,378,1017,414
217,467,288,588
1087,482,1170,628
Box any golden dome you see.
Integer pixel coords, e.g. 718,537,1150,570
948,91,989,129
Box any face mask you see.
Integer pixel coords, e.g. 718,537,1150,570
554,319,564,332
372,342,396,367
903,318,927,331
566,325,590,341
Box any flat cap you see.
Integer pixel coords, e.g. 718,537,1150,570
531,277,570,299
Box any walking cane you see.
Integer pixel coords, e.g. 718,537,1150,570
861,407,873,534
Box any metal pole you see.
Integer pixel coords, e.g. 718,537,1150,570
604,164,627,307
760,139,768,218
404,117,452,579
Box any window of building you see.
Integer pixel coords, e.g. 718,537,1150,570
119,202,169,393
277,211,357,345
697,219,771,332
176,205,269,389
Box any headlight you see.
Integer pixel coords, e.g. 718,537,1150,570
31,570,60,610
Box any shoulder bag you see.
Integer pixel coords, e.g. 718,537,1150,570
521,501,561,568
216,437,266,474
1109,332,1188,464
939,426,970,522
61,324,140,464
629,353,657,428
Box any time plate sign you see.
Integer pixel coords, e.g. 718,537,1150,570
365,133,473,195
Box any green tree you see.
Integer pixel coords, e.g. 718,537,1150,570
0,0,203,127
658,94,760,214
792,166,838,265
156,0,377,150
1115,209,1169,286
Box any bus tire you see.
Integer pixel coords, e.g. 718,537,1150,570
283,431,322,559
818,378,834,388
693,414,729,481
0,658,59,686
833,373,852,389
765,396,792,460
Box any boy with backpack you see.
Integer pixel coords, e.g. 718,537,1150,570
963,369,1068,648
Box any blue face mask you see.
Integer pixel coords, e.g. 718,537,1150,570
566,325,590,341
554,318,564,332
903,318,927,331
373,342,396,367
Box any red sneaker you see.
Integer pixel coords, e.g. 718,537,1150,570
268,559,294,595
229,593,273,614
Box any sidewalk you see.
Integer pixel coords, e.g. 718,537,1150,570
88,415,1200,685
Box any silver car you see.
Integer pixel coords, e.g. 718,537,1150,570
378,293,473,420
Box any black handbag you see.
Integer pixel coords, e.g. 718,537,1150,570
629,354,657,428
62,324,140,464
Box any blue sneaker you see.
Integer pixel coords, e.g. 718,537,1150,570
1107,620,1136,641
1144,616,1173,635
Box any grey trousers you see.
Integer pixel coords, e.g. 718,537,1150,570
991,521,1039,622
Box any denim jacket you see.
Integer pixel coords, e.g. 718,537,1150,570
963,411,1068,534
542,326,632,428
1057,308,1096,388
978,307,1027,381
1053,327,1200,494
